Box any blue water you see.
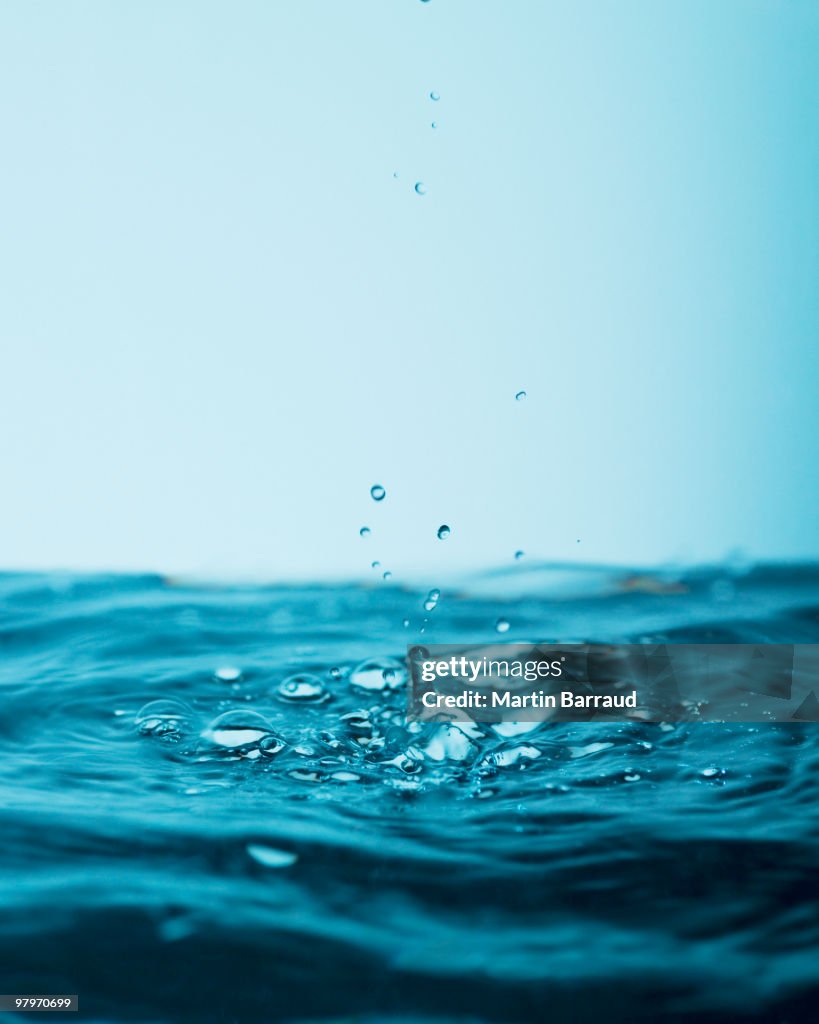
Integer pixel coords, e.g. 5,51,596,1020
1,563,818,1023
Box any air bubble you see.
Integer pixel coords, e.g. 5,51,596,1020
276,673,329,703
370,484,386,501
350,656,407,691
203,710,277,752
135,699,194,742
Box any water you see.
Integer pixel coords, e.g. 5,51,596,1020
1,564,818,1023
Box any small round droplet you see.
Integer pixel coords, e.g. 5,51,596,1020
414,182,427,195
437,524,450,540
350,656,407,691
402,618,410,628
514,550,525,561
371,560,381,570
359,526,371,538
383,570,392,580
213,665,242,683
431,121,438,129
276,673,329,704
370,484,386,502
429,91,440,101
259,735,286,758
515,390,526,401
495,618,511,634
329,666,343,681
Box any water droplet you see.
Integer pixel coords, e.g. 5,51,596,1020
402,618,410,628
203,710,277,751
329,666,343,681
700,766,725,779
514,550,525,561
422,724,476,763
214,666,242,683
414,182,427,195
382,570,392,580
370,484,386,502
359,526,371,538
259,735,286,757
341,710,374,736
371,560,381,570
436,524,450,540
135,699,194,742
495,618,511,634
624,773,641,783
515,390,526,401
431,121,438,129
491,745,541,767
247,844,298,869
350,656,407,691
424,588,440,612
276,673,329,703
429,90,440,101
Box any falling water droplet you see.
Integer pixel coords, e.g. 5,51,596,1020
429,91,440,101
424,588,440,612
431,121,438,129
514,550,525,561
359,526,371,538
414,182,427,195
495,618,511,634
402,618,410,628
515,390,527,401
371,560,381,570
370,484,386,501
437,524,450,540
382,570,392,580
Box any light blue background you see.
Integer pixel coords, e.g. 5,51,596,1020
0,1,816,579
